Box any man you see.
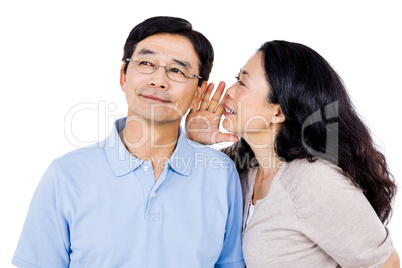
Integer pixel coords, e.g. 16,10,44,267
12,16,244,268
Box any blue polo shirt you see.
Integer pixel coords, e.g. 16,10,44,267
12,118,244,268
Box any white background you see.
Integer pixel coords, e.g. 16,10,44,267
1,0,401,265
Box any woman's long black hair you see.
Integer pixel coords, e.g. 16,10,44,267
223,40,397,223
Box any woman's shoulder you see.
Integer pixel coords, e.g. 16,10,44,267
280,158,358,196
285,158,346,180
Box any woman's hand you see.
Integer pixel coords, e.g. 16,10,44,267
186,81,239,145
382,247,400,268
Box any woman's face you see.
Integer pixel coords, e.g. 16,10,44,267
222,52,282,143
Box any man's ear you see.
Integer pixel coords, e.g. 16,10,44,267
120,63,127,92
272,105,285,124
190,81,207,110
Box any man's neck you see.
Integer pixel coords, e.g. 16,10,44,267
120,116,181,181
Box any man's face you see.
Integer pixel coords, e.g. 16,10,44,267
120,33,204,125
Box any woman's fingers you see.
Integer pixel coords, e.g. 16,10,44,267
214,94,227,116
199,83,215,111
199,81,226,112
206,81,226,112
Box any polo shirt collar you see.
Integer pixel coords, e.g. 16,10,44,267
105,117,194,177
166,126,193,176
105,117,143,177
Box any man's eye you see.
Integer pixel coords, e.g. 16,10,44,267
170,68,184,74
139,61,152,66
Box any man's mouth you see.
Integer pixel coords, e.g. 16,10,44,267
141,94,170,102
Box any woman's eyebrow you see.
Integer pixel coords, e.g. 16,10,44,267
240,69,249,76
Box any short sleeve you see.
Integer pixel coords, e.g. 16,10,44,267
12,160,70,268
292,160,393,267
215,166,245,268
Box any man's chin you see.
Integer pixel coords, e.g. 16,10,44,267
128,113,181,124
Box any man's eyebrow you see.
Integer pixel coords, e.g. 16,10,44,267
173,58,192,69
137,49,193,69
138,49,156,55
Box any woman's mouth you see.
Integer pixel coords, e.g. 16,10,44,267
224,106,237,115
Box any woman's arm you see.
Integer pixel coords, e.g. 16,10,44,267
291,160,395,267
382,248,400,268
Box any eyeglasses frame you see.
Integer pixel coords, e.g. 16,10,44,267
125,56,202,83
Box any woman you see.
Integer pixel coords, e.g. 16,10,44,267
186,40,399,267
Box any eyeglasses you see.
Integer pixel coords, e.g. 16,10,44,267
126,55,202,83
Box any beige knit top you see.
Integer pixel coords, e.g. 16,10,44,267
240,159,393,268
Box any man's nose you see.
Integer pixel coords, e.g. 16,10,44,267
148,66,169,89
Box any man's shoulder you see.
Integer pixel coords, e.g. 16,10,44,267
54,140,107,166
182,139,236,174
185,138,234,160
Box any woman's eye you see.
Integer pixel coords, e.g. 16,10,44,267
235,76,245,86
